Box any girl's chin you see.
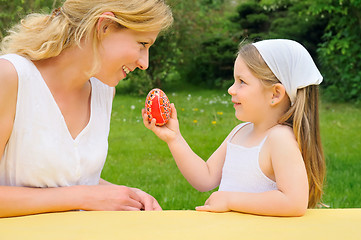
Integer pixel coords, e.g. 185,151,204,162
235,112,247,122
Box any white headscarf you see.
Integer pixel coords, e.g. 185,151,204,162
252,39,323,105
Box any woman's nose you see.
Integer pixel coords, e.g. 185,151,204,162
137,50,149,70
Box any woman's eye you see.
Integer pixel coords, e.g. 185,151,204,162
139,42,148,47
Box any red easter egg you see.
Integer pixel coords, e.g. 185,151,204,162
145,88,171,126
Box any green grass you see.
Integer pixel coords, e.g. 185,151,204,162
319,102,361,207
101,89,361,210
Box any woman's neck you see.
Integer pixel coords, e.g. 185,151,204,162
32,45,94,94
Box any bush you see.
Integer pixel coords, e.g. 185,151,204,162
184,36,238,88
309,0,361,102
0,0,58,38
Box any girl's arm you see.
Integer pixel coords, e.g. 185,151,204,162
196,126,309,217
143,104,234,192
167,133,227,192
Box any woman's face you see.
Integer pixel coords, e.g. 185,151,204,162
94,27,159,87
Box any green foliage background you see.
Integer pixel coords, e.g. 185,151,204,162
1,0,361,101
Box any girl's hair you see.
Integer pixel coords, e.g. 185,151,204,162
238,43,326,208
1,0,173,63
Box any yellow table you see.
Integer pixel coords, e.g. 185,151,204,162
1,209,360,240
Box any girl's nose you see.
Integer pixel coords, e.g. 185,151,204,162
228,83,235,95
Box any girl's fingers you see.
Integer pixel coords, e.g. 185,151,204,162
170,103,177,120
195,205,211,212
142,109,152,129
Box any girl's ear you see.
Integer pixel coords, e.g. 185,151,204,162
270,83,287,106
97,12,115,34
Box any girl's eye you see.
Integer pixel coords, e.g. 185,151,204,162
239,79,245,84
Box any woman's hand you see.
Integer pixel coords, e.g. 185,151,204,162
80,184,161,211
142,103,180,144
130,187,162,211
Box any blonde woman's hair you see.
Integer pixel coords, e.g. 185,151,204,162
238,43,326,208
1,0,173,63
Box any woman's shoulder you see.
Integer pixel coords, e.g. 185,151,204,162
0,54,30,65
90,77,115,99
0,57,18,147
0,54,34,78
90,77,114,91
0,57,18,93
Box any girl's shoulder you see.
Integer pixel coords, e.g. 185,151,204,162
228,122,250,136
269,123,293,134
267,124,298,149
224,122,252,143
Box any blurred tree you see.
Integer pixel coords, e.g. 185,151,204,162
0,0,59,38
118,0,240,93
231,0,327,58
242,0,361,102
175,0,240,89
2,0,360,101
306,0,361,102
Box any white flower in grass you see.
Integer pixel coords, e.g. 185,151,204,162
130,105,135,110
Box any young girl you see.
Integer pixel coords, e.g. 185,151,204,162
143,39,326,217
0,0,173,217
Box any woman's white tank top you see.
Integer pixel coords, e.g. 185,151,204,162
219,123,277,193
0,54,114,187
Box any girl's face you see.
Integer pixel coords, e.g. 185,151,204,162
228,55,271,123
94,28,159,87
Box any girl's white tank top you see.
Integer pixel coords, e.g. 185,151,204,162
219,123,278,193
0,54,114,187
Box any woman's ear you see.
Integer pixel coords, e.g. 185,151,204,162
97,12,115,34
270,83,287,106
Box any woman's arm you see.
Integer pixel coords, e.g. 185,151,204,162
0,184,149,217
196,126,309,217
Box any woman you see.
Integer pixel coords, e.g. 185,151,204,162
0,0,173,217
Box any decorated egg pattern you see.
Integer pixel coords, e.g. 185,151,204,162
145,88,171,126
